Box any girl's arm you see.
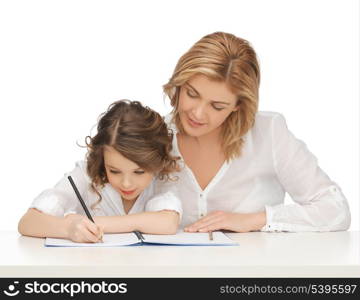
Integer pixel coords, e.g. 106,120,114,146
18,208,69,238
19,161,104,242
18,208,103,242
94,210,180,235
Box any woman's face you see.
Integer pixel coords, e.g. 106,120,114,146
178,74,239,138
103,146,154,203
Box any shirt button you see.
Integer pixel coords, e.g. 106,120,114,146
200,194,203,197
200,213,204,217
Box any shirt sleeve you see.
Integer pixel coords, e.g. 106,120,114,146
261,114,351,232
145,191,183,220
29,161,90,217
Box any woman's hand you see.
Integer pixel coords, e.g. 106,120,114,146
184,211,266,233
65,214,104,243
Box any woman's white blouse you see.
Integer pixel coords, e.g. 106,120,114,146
30,161,182,218
159,111,351,232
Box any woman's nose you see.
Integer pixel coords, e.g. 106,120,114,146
192,103,206,121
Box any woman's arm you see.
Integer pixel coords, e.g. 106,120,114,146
94,210,180,235
186,114,351,233
265,114,351,232
18,208,103,242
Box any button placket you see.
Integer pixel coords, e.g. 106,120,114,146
199,193,207,218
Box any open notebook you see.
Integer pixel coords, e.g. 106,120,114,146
45,231,238,247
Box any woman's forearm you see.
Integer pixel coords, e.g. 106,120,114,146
250,211,267,231
18,208,69,238
94,211,180,235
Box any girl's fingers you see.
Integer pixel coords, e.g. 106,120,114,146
82,228,100,243
84,219,102,239
72,224,95,243
98,226,105,242
83,222,102,242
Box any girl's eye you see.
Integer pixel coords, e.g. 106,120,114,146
109,170,145,175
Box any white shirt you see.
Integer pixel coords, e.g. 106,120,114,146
30,161,182,218
158,111,351,232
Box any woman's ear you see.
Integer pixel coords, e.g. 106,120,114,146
232,104,240,112
232,99,241,112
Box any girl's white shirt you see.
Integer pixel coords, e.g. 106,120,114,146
30,161,182,218
158,111,351,232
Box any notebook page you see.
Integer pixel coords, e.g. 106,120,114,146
143,231,237,246
45,233,139,247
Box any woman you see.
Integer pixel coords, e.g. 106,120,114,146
160,31,351,233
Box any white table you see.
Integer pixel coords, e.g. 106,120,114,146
1,231,359,277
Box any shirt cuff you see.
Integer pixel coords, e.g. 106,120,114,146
63,211,77,217
145,191,183,220
260,205,290,232
260,205,321,232
260,205,274,232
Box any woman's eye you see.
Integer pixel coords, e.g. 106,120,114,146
109,170,120,174
213,106,224,111
186,89,197,98
135,171,145,175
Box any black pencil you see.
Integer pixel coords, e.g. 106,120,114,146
67,175,103,242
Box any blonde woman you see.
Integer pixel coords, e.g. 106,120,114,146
161,31,351,233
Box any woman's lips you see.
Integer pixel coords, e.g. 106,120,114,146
187,116,205,128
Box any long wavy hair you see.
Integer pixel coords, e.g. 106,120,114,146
163,31,260,161
85,99,180,207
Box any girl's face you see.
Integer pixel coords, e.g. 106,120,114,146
103,146,154,203
178,74,239,138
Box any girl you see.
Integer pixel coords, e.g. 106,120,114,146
160,31,351,233
18,100,182,242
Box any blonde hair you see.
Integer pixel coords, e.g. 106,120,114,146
163,32,260,161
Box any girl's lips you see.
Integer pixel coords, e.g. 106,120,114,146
120,189,136,195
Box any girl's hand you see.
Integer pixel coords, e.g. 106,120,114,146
184,211,266,233
65,214,104,243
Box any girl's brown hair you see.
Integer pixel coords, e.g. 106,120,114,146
85,100,179,206
163,31,260,161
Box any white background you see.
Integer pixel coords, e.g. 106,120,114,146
0,0,358,231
